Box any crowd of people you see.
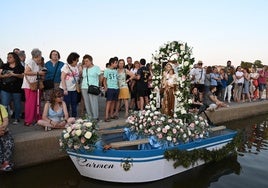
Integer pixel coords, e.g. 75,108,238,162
0,47,267,172
189,60,268,112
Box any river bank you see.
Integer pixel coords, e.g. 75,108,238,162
9,98,268,169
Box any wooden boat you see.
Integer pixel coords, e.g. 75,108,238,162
66,125,237,183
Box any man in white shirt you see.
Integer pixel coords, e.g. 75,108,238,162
191,61,206,101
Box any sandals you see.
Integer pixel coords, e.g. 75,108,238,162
104,118,111,122
111,116,119,120
0,162,12,172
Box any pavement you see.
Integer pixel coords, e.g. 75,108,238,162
7,96,268,169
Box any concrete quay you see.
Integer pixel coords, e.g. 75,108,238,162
9,98,268,169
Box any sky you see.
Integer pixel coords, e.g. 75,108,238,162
1,0,268,69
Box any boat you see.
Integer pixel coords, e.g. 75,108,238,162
62,40,238,183
66,126,237,183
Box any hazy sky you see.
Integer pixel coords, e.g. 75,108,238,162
1,0,267,69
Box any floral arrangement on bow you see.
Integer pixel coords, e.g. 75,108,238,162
59,119,99,151
150,41,195,119
127,110,210,144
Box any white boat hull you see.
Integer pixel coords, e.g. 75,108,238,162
67,130,236,183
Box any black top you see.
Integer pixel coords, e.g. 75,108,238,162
0,63,24,93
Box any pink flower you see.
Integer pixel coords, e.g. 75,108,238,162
189,123,195,128
157,133,163,139
162,128,167,133
81,137,86,144
172,128,177,134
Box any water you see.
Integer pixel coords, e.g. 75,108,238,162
1,115,268,188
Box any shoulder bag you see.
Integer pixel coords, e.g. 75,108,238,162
86,68,100,95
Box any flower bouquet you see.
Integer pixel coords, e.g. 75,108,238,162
127,110,209,145
59,119,99,151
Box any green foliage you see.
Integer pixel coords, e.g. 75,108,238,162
164,131,243,168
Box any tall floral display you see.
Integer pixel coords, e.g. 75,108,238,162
150,41,194,118
128,41,209,146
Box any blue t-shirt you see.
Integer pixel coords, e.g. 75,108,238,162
210,73,218,86
44,61,64,83
104,68,118,89
81,65,101,89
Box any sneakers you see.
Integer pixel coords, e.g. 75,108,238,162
207,107,215,112
0,161,12,172
13,119,20,125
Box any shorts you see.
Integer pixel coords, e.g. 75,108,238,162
136,87,149,98
106,88,119,101
195,84,205,93
259,83,266,91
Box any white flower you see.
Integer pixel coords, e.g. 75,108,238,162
85,131,92,139
184,61,189,66
66,126,72,133
165,125,170,130
83,122,92,127
167,136,172,141
180,44,185,51
75,129,82,136
76,119,84,124
181,109,187,114
63,133,70,139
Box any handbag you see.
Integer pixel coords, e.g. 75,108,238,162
43,62,59,90
86,68,100,95
29,81,44,91
25,74,44,91
76,83,81,93
88,85,100,95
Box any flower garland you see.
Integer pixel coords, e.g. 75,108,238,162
164,131,243,168
59,119,99,151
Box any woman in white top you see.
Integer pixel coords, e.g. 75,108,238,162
60,52,81,117
21,48,46,126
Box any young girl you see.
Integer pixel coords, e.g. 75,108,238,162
37,89,75,131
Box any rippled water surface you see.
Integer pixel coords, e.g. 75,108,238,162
1,115,268,188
